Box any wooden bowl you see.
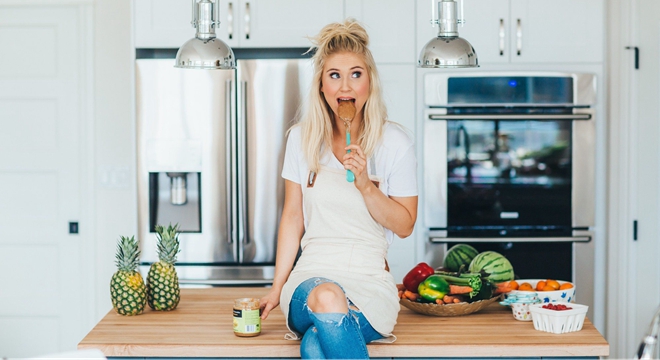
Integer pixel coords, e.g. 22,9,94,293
399,295,502,317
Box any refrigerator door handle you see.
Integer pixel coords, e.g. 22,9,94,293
238,81,249,261
225,79,234,246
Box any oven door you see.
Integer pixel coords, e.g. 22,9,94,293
424,108,595,241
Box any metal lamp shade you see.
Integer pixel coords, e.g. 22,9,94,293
175,37,236,70
418,36,478,68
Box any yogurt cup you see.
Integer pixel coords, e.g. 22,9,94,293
500,292,541,321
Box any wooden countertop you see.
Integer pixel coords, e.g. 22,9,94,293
79,287,609,358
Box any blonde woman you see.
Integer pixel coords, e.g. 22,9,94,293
260,19,418,359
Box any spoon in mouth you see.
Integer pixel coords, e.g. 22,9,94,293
338,100,356,182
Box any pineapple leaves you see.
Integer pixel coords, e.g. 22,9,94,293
115,235,141,272
155,223,181,265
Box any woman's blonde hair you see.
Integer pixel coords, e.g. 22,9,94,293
298,18,388,173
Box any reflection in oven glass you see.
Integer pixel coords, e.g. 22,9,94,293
448,120,571,184
447,120,572,235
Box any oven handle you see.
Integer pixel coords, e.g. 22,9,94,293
428,114,591,121
428,234,592,243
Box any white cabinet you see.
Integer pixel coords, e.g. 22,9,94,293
345,0,416,64
224,0,344,48
135,0,344,48
134,0,193,48
416,0,604,64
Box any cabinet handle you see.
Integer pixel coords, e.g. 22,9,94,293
228,2,233,39
244,2,250,40
516,18,522,56
499,19,505,56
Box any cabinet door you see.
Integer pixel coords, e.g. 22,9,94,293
510,0,604,63
346,0,416,64
417,0,509,65
135,0,195,48
235,0,344,48
457,0,510,64
216,0,240,48
416,0,438,64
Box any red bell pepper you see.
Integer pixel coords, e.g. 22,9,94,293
402,262,435,292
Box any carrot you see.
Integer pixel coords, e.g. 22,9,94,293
396,284,406,292
398,290,404,299
448,284,473,295
403,290,419,301
493,281,513,295
443,295,464,303
435,298,445,304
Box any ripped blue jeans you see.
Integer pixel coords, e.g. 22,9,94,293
288,277,383,359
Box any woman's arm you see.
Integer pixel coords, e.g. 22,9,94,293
343,144,418,238
260,179,305,319
362,190,417,238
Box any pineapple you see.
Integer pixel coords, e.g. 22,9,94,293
147,224,181,311
110,236,147,316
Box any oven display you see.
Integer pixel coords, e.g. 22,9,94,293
447,76,574,104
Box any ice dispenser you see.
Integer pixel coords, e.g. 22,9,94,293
149,171,201,232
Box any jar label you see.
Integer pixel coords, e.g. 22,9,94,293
233,309,261,334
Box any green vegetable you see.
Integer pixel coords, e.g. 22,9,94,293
433,271,482,298
443,244,479,272
471,280,494,301
417,275,450,302
468,251,515,283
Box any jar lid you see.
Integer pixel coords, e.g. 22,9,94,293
234,298,260,309
500,292,541,305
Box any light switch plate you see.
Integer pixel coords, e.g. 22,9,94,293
98,165,130,189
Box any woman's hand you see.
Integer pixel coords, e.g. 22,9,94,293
343,144,375,193
343,144,418,238
259,287,281,320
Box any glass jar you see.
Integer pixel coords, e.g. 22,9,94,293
233,298,261,337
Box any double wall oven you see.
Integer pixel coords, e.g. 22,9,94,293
423,72,596,309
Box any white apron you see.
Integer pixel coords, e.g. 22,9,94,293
279,163,400,342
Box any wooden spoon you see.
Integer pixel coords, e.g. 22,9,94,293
338,100,356,182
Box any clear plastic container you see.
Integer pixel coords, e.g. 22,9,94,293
529,303,589,334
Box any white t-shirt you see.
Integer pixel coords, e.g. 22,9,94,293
281,122,418,244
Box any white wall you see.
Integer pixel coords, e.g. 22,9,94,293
90,0,137,327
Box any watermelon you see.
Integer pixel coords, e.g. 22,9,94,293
443,244,479,272
468,251,514,282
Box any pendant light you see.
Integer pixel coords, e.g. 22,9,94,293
418,0,478,68
175,0,236,70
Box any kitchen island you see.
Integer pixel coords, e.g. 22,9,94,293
78,288,609,359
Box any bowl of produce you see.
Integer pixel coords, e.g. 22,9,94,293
398,248,516,317
399,293,502,317
398,262,508,317
528,302,588,334
505,279,575,303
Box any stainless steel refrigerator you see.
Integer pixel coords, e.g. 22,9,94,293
136,57,312,285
